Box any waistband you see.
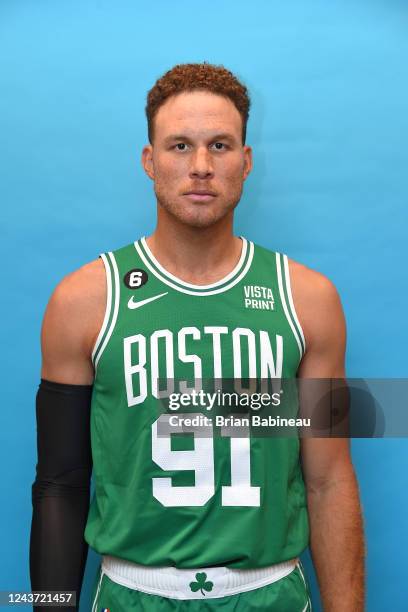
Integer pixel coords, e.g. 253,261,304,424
101,555,299,600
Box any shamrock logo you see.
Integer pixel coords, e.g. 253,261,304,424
189,572,214,596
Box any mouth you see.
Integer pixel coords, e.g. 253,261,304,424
183,190,217,203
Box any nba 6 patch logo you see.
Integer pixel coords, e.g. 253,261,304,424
243,285,275,310
101,608,110,612
124,268,148,289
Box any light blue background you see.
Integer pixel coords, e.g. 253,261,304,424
1,0,407,609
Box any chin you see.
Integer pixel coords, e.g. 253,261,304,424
157,195,239,229
175,210,224,229
182,216,221,229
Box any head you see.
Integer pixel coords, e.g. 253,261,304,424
142,63,252,229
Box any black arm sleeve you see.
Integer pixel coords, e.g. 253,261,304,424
30,379,93,612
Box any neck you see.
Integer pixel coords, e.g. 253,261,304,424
146,208,243,285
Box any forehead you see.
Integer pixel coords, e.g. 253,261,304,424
153,91,242,139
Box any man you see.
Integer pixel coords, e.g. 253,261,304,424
30,63,364,611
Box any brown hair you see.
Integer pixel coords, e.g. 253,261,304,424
146,62,250,144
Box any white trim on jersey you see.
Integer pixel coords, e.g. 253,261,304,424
91,566,105,612
141,235,248,289
276,253,304,361
94,251,120,371
91,253,113,365
134,240,255,297
298,561,312,611
283,254,306,353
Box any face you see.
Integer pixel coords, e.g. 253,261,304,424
142,91,252,228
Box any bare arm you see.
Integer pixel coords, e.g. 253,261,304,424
290,261,365,611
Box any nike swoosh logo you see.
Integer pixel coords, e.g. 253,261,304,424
127,292,168,310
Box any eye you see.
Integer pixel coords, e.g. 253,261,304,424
212,142,227,151
175,143,189,151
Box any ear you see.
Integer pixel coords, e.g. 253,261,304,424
242,145,253,181
141,144,154,180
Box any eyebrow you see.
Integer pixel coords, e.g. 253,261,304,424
163,132,236,145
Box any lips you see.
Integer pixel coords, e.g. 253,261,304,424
183,189,217,202
184,190,217,196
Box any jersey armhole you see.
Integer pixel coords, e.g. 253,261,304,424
275,253,306,360
91,252,120,371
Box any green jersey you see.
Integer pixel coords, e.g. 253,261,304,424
84,237,309,568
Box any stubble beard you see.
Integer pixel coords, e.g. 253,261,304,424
154,182,244,229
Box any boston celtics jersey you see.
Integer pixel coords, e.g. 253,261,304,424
84,236,309,568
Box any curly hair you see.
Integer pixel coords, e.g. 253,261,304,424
146,63,250,144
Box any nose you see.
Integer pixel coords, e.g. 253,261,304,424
189,146,214,179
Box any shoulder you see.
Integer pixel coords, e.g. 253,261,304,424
287,258,340,305
286,257,346,350
42,258,107,370
46,258,106,323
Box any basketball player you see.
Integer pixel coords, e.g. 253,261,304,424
30,64,365,611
